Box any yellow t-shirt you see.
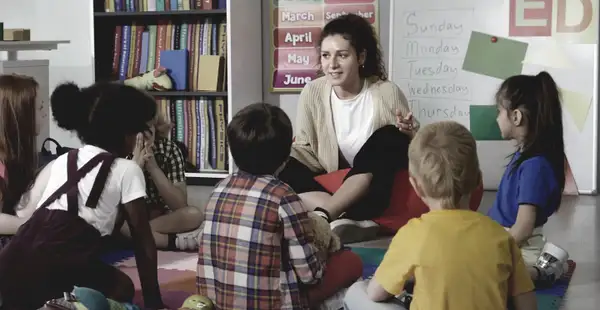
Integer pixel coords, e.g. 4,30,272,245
374,209,534,310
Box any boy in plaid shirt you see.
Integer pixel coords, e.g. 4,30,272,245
121,112,204,251
197,103,362,310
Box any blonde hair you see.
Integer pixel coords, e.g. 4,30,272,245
155,110,173,139
408,121,480,209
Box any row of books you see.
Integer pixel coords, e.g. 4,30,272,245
158,98,228,173
113,20,227,91
104,0,226,12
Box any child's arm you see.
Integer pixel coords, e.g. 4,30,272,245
509,204,536,245
0,214,26,235
510,159,559,244
145,144,187,210
121,164,163,309
280,193,324,285
368,221,418,302
508,237,536,309
0,161,53,234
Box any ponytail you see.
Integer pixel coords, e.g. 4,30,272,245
535,71,566,190
497,71,566,192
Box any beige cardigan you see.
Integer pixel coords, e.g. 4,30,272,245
291,76,419,173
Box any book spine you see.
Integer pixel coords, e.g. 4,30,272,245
176,100,185,142
195,99,201,169
155,22,166,69
207,98,216,169
169,100,177,141
112,26,123,78
215,98,226,170
148,0,156,11
118,25,131,80
202,0,214,10
132,25,144,75
174,24,181,50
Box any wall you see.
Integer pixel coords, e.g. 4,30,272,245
262,0,392,127
1,0,392,145
0,0,94,148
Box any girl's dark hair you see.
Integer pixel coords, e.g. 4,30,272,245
51,82,156,157
496,71,566,190
318,13,387,81
0,75,39,215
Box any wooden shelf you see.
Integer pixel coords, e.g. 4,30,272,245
0,41,70,60
150,91,227,97
186,171,228,186
94,9,226,17
187,172,228,179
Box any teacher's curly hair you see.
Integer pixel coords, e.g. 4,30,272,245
317,13,387,81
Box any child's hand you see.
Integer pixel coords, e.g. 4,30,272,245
144,143,159,170
132,133,151,168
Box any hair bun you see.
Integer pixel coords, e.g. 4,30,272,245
50,82,89,131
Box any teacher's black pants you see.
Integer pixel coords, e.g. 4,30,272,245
278,125,411,221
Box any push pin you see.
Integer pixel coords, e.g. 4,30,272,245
491,36,498,43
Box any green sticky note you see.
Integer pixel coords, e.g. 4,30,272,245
462,31,528,80
469,105,503,141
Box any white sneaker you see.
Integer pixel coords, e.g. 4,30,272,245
330,218,379,244
534,242,570,287
175,222,205,251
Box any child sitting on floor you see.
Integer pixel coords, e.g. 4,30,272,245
196,103,362,310
120,111,204,251
0,82,164,309
344,121,536,310
489,71,570,287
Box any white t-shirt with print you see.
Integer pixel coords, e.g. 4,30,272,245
37,145,147,236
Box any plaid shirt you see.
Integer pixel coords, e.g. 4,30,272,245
145,138,186,207
197,171,325,310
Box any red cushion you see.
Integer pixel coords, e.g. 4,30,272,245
307,249,362,306
314,169,484,234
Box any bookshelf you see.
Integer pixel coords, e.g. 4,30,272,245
92,0,263,185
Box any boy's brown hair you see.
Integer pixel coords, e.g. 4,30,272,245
408,121,481,209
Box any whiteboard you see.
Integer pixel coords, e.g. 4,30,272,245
389,0,599,194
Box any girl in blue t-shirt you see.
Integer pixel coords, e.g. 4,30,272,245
489,71,569,287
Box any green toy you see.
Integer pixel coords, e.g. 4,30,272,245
179,295,214,310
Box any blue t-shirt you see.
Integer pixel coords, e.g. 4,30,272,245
488,152,561,228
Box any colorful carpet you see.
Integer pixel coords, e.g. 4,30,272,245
101,250,196,308
350,247,577,310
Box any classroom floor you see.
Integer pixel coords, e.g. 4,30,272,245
188,188,599,310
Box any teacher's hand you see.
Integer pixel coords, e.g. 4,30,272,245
396,109,415,137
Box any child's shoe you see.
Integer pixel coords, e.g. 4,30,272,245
330,215,379,244
124,67,173,91
533,242,569,288
176,222,205,251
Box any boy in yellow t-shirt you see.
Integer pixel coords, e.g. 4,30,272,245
344,121,537,310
